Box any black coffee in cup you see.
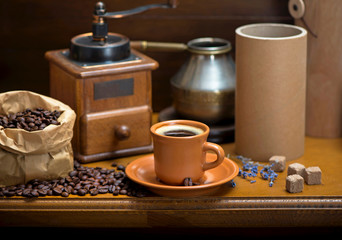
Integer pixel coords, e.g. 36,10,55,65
155,124,204,137
164,129,197,137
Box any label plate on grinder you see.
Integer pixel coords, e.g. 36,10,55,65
94,78,134,100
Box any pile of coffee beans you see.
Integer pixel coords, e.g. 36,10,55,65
0,160,148,198
0,107,61,131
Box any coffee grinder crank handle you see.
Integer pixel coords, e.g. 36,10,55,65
92,0,179,41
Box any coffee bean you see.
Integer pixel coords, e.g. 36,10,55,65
107,178,114,185
25,117,35,123
59,178,66,185
89,188,99,196
69,170,78,177
30,190,39,197
31,111,41,116
117,165,125,171
65,185,73,193
98,188,108,194
38,123,47,130
17,117,25,122
119,189,127,195
108,185,115,193
22,189,31,197
52,187,63,195
61,192,69,197
183,177,193,186
77,189,87,196
111,162,117,167
114,179,121,186
84,184,92,191
38,189,47,196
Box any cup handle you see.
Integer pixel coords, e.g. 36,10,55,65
202,142,225,171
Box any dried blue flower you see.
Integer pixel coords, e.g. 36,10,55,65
234,154,278,187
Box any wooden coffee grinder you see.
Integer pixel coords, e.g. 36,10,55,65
45,1,178,163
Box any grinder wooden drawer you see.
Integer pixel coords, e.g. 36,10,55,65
80,105,152,155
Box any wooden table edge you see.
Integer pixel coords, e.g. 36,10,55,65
1,195,341,228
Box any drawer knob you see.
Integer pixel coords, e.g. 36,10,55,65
115,125,131,140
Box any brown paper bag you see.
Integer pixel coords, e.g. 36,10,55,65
0,90,76,187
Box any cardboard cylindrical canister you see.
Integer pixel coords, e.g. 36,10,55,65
235,23,307,161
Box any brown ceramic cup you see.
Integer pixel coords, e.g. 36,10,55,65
150,120,225,185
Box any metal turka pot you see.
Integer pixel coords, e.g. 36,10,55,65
170,37,236,124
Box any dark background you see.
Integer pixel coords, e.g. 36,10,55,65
0,0,293,112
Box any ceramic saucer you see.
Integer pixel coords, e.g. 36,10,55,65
125,153,239,197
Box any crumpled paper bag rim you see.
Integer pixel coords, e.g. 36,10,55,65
0,90,76,155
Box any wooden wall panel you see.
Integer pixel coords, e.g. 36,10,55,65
0,0,292,111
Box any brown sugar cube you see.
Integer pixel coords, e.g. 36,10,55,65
286,174,304,193
287,163,305,177
304,166,322,185
269,155,286,172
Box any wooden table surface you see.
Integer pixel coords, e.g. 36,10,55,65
1,135,342,233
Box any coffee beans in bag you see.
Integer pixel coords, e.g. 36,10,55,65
0,91,76,187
